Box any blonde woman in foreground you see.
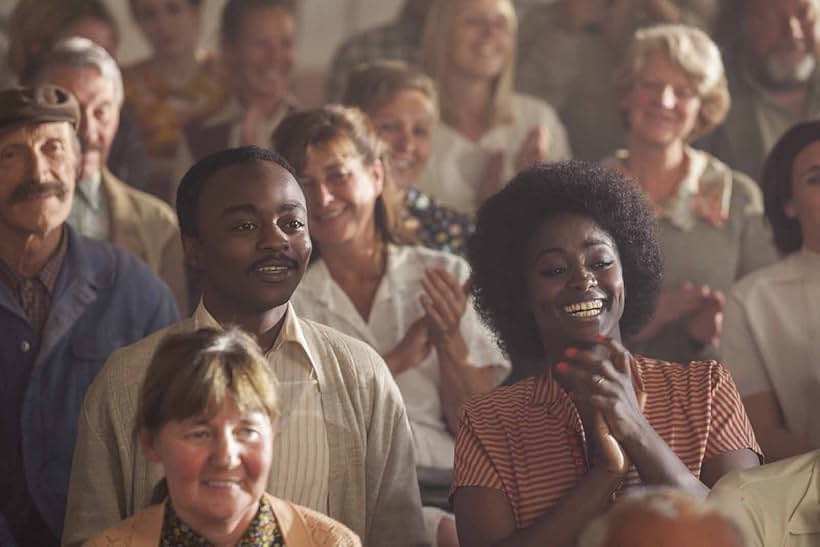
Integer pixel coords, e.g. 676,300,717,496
85,327,360,547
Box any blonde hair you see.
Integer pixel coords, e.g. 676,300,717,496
271,105,415,251
136,327,279,437
615,23,730,140
421,0,518,127
342,59,439,118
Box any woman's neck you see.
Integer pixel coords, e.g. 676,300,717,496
625,137,688,204
442,75,494,142
320,227,386,286
181,500,259,547
239,90,286,121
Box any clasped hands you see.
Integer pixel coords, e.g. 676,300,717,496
384,268,471,376
555,337,648,476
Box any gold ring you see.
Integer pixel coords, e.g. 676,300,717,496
593,375,605,386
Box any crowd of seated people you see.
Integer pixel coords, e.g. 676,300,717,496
0,0,818,546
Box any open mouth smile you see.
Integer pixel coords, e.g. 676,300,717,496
563,299,605,318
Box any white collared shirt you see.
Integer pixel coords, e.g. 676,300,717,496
291,244,509,468
192,302,330,512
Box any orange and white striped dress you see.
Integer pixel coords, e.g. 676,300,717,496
451,356,760,529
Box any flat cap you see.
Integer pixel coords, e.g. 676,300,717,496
0,84,80,132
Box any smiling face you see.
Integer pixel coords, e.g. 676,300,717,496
745,0,819,88
449,0,514,82
786,139,820,251
0,122,77,237
132,0,201,61
184,160,311,316
143,396,273,533
46,64,120,179
223,5,295,102
300,139,384,248
624,53,702,148
369,90,435,189
524,213,625,354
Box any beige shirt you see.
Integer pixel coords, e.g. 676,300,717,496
710,450,820,547
194,304,330,511
63,303,428,547
417,93,571,215
292,245,509,468
721,248,820,445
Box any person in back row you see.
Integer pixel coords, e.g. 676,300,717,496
273,105,510,546
32,37,189,313
62,146,428,547
171,0,299,201
417,0,571,216
86,327,361,547
0,84,178,547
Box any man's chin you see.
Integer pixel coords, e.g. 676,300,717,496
762,54,817,89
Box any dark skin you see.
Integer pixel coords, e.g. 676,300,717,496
182,160,312,349
454,213,760,547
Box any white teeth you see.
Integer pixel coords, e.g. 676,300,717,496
316,209,343,221
564,300,604,316
257,266,287,273
204,480,239,487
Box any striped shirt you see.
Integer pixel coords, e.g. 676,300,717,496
195,304,330,512
451,356,760,529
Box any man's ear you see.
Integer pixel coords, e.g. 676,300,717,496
140,430,162,463
182,234,205,271
371,158,385,196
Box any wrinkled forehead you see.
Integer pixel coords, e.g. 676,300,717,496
0,121,76,148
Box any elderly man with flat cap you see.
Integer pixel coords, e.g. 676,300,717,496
0,84,178,547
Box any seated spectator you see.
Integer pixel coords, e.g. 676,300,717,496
601,24,778,364
710,449,820,547
85,327,361,546
579,488,745,547
62,146,427,547
171,0,298,201
451,161,761,547
9,0,151,190
0,84,178,547
418,0,571,215
342,60,475,256
721,120,820,462
32,37,189,313
123,0,227,201
273,105,509,547
515,0,628,162
700,0,820,180
325,0,433,101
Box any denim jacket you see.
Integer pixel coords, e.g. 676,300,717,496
0,226,178,545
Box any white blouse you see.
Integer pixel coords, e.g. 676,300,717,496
291,244,509,468
721,248,820,445
417,93,571,215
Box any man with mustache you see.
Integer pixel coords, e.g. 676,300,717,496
31,37,189,313
702,0,820,180
63,146,428,547
0,84,178,547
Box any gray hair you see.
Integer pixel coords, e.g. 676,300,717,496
578,487,745,547
32,36,124,106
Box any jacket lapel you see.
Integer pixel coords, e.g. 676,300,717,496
102,168,148,262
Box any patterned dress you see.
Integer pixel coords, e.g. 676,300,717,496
160,496,285,546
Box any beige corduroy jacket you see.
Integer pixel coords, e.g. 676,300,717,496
101,168,188,313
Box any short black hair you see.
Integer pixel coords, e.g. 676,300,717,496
220,0,296,44
468,160,663,363
762,120,820,254
176,145,297,237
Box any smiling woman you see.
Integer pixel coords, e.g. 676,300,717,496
84,327,361,546
451,160,762,547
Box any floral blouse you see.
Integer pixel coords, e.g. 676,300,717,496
404,187,475,257
160,496,285,546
